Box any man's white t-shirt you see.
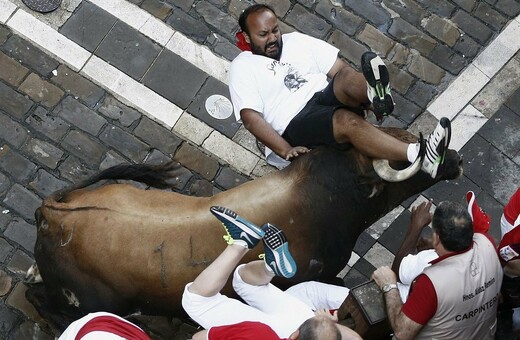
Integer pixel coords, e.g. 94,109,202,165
229,32,339,161
397,249,438,302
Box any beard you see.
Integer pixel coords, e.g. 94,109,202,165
250,38,283,60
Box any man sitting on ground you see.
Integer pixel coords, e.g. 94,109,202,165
182,206,361,340
230,4,451,176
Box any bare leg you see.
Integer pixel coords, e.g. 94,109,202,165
238,260,275,286
188,244,248,297
332,108,409,161
332,65,369,107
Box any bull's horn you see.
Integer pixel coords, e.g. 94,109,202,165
373,133,425,182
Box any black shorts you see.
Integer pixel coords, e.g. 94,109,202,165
282,77,355,148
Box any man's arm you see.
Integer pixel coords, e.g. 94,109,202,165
391,201,433,281
372,267,424,340
240,108,309,160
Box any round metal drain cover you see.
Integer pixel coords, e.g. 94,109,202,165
22,0,61,13
205,95,233,120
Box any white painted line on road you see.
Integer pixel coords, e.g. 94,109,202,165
0,0,16,24
82,55,183,128
6,8,91,71
173,112,213,146
140,16,175,46
203,130,259,174
89,0,151,31
450,105,488,151
427,64,490,121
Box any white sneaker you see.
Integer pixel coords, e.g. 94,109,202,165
422,117,451,178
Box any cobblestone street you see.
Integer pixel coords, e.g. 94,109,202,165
0,0,519,338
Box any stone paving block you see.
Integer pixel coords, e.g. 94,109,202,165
259,0,291,17
141,0,173,20
0,112,29,148
173,143,219,180
2,185,41,222
408,52,446,85
188,179,215,197
139,12,175,46
379,115,408,129
25,106,70,143
381,0,425,26
134,116,182,157
452,0,476,12
454,34,481,58
7,250,33,277
422,14,461,47
364,242,395,269
228,0,254,19
0,51,29,87
352,231,376,258
99,125,150,162
452,9,494,45
285,4,331,39
90,0,152,31
0,270,12,296
344,0,392,28
9,320,53,340
203,131,258,174
100,150,128,170
0,238,13,262
423,174,480,206
460,134,520,205
0,25,10,43
61,130,107,166
495,0,520,16
327,30,366,67
342,267,368,289
96,21,162,80
0,301,21,339
18,73,64,108
0,81,33,120
429,44,467,75
232,126,262,157
51,65,105,109
58,155,96,182
475,2,508,31
472,57,520,118
215,166,250,190
474,190,506,242
211,33,241,61
406,80,438,108
29,169,69,197
357,24,394,57
164,0,195,12
0,172,9,198
391,92,422,124
165,8,210,44
2,35,60,76
6,282,45,323
365,206,404,239
98,95,141,127
0,146,37,183
351,257,376,279
22,138,64,169
387,42,410,66
387,63,414,95
505,87,520,114
478,105,520,159
377,209,412,254
0,0,16,24
173,112,213,146
195,1,237,40
187,77,239,139
59,1,118,53
315,1,364,37
388,18,437,55
158,161,192,191
415,0,456,17
142,49,207,109
54,96,107,136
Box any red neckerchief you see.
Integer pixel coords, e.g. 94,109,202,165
236,31,251,51
75,316,150,340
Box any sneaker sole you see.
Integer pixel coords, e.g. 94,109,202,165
362,52,393,116
268,243,297,278
210,206,265,239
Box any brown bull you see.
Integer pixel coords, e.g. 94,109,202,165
29,128,462,326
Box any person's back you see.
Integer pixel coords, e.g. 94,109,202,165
417,233,502,339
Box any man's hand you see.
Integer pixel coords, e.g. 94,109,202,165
284,146,310,160
410,201,432,232
314,309,339,323
372,266,397,289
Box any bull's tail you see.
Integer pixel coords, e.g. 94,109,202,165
50,162,182,202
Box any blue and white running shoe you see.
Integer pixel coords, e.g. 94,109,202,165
210,206,265,249
260,223,297,278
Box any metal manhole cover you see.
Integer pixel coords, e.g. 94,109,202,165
22,0,61,13
205,95,233,120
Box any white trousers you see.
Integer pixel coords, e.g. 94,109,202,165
182,264,349,338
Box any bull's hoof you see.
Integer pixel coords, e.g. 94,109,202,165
25,263,43,284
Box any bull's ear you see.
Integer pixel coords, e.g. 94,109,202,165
373,133,425,182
